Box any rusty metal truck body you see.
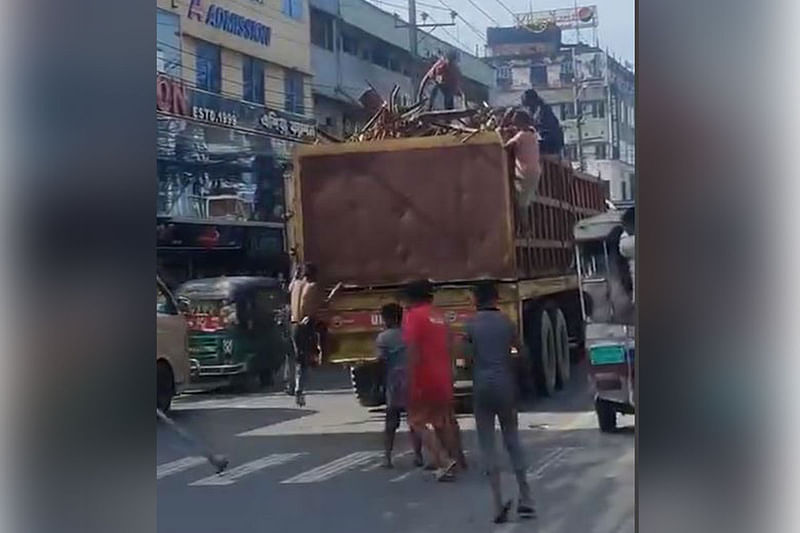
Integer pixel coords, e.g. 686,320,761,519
290,132,605,405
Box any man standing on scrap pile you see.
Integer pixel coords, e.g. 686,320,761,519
418,50,464,111
522,89,565,156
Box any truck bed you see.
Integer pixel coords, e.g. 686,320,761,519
293,132,605,287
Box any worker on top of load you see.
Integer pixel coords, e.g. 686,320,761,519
418,50,464,111
499,110,541,235
522,89,565,156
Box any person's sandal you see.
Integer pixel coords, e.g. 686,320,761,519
435,460,457,482
517,502,536,520
494,501,513,524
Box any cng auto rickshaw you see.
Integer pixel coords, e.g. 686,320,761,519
176,277,290,390
574,208,635,431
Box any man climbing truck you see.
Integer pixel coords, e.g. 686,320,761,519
288,131,606,407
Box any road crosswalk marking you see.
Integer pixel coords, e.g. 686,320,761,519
191,453,305,486
157,456,207,480
281,451,381,484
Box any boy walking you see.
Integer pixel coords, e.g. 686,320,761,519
465,281,535,523
375,303,423,469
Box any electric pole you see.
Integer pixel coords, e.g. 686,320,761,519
393,1,455,88
409,0,418,59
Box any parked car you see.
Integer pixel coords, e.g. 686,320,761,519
157,276,192,412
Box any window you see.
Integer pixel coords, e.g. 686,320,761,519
559,60,573,84
559,102,575,120
196,40,221,93
242,55,265,104
157,9,181,76
530,65,547,86
342,33,358,55
157,283,177,315
372,43,390,69
621,180,628,200
310,9,333,50
565,144,578,161
595,143,607,160
283,0,303,20
497,65,511,83
284,71,305,115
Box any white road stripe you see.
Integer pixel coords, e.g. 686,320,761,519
529,447,572,479
361,450,413,471
281,451,381,484
191,453,305,486
157,456,207,480
389,470,417,483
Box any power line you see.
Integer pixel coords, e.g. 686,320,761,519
492,0,517,19
424,12,472,52
463,0,501,26
433,0,486,43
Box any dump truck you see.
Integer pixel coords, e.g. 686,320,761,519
289,131,606,406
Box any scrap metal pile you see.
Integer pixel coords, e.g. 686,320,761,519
315,85,506,144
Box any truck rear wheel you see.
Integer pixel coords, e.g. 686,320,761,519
351,363,385,407
595,398,617,432
551,309,571,388
531,310,557,397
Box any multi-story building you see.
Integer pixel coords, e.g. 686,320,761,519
156,0,316,284
486,24,635,202
308,0,494,138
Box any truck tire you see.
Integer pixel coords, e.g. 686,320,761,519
157,361,175,414
595,398,617,432
351,363,385,408
531,310,557,397
551,309,571,388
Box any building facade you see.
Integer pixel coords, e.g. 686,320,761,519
156,0,315,284
308,0,494,138
486,24,635,202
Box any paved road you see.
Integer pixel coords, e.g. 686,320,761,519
157,364,634,533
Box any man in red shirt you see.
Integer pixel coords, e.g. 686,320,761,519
402,280,458,481
418,50,464,111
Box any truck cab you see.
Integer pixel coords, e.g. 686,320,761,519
574,208,636,431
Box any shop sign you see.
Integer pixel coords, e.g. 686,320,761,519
187,0,271,46
156,74,316,142
156,75,189,116
259,111,316,141
515,5,598,31
157,221,245,250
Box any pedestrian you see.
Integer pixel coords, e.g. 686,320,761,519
288,262,323,407
375,303,423,469
284,263,304,396
465,281,535,523
522,89,565,156
418,50,464,111
619,207,635,303
402,280,459,482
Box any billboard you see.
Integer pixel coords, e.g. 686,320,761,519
516,5,598,31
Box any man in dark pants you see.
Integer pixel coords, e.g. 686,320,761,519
419,50,464,111
522,89,564,156
288,263,322,407
465,281,534,523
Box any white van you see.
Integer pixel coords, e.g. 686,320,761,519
157,277,192,412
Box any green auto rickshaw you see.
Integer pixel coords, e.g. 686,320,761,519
176,276,290,391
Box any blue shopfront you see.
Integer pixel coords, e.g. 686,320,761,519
156,74,316,286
